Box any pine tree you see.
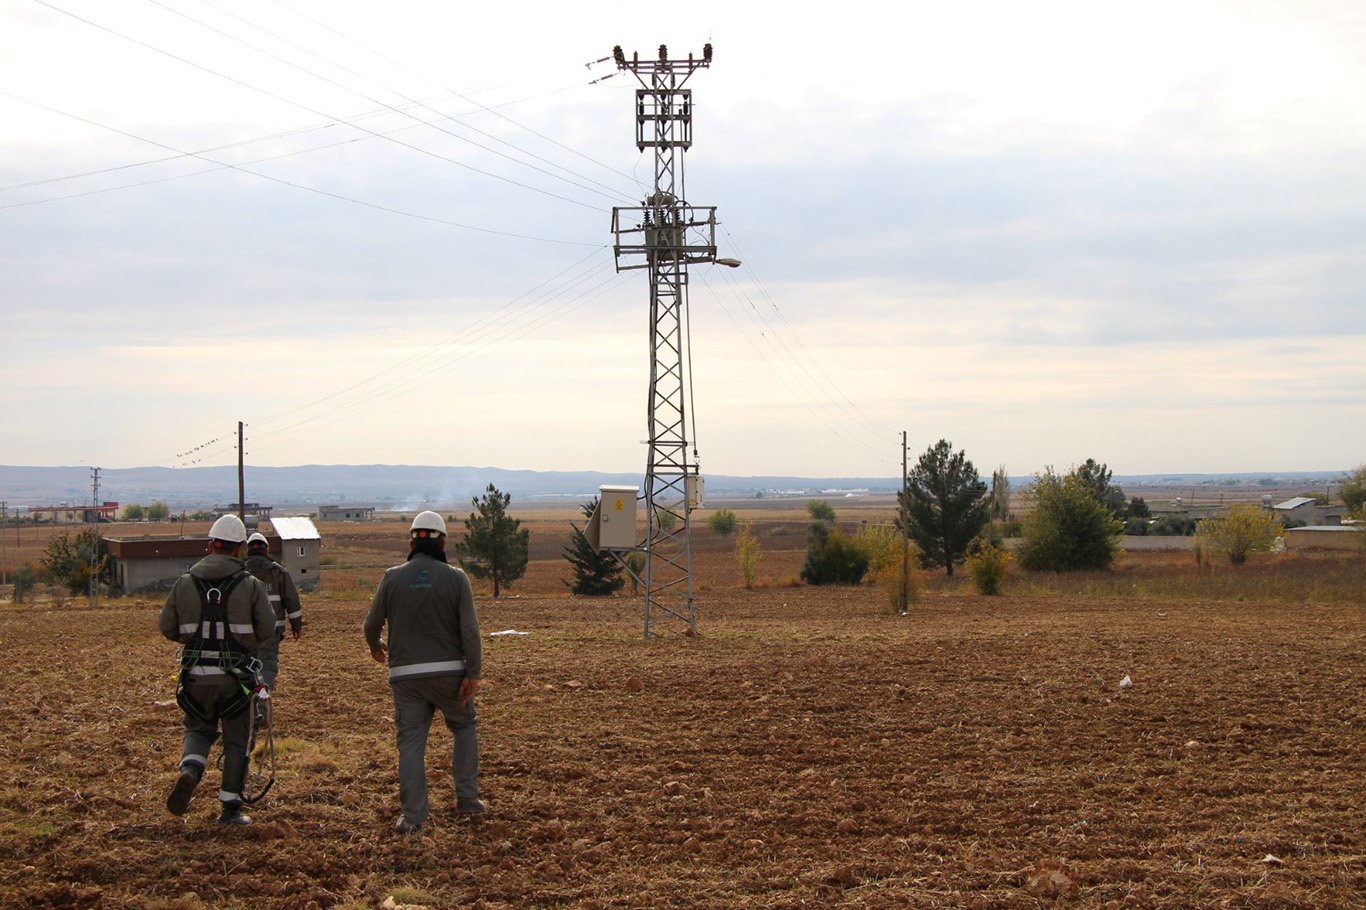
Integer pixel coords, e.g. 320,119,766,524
453,484,529,598
563,498,625,596
896,439,990,576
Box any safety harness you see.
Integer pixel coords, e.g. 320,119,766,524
175,571,257,722
172,569,278,805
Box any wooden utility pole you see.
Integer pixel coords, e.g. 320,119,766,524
901,431,910,613
237,421,246,521
89,467,101,607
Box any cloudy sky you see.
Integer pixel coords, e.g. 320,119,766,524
2,0,1363,479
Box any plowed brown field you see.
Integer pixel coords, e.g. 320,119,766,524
3,518,1365,908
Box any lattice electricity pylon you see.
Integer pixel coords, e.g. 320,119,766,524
609,43,718,637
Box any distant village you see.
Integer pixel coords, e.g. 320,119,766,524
5,501,387,597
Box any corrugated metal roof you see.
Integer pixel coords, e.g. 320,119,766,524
268,516,321,540
1273,497,1318,510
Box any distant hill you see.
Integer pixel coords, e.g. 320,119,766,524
0,464,906,512
0,464,1343,513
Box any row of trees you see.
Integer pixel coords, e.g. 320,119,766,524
561,441,1309,598
34,461,1335,603
895,439,1296,579
118,501,171,521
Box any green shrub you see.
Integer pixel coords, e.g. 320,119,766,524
806,500,836,523
1198,503,1282,565
852,522,905,573
965,541,1013,595
1017,468,1123,572
11,564,39,603
40,529,107,595
706,509,739,537
1151,515,1196,536
625,551,645,595
734,521,762,590
873,552,924,612
799,523,868,586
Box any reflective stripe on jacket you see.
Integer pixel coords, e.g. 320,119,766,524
364,553,481,682
159,553,275,678
244,554,304,633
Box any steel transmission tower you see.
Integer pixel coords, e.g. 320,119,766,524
609,43,722,637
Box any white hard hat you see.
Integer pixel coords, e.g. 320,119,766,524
246,532,268,546
208,514,248,543
410,510,447,537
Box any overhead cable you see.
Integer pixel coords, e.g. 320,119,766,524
720,224,895,443
146,0,635,206
252,264,630,452
696,267,893,467
31,0,606,212
265,0,641,188
251,247,613,432
0,88,594,245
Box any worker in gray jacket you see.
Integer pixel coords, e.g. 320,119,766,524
159,514,274,826
364,510,484,834
243,532,304,703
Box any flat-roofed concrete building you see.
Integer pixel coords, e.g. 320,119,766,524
1283,525,1362,551
104,520,322,594
317,505,375,521
32,502,119,523
103,534,295,595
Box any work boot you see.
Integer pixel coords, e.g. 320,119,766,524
166,764,202,816
216,801,251,827
456,798,488,816
394,816,423,836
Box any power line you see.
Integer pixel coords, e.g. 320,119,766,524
171,434,228,467
251,264,630,453
710,271,892,459
718,226,893,445
265,0,641,188
250,248,613,433
2,73,616,199
186,0,639,205
0,88,446,195
695,272,893,467
31,0,608,212
143,0,636,206
0,88,596,245
162,250,626,465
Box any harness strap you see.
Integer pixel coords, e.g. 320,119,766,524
176,571,258,720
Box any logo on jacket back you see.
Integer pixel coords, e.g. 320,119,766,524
410,569,431,590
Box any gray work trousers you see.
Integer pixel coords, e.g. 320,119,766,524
180,676,251,802
258,634,281,692
391,674,478,826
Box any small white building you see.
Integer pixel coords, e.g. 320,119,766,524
264,516,323,591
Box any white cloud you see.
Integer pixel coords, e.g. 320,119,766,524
2,0,1364,476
